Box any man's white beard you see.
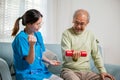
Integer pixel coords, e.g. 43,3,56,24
72,27,83,35
74,30,83,35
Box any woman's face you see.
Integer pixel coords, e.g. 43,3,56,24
28,17,42,32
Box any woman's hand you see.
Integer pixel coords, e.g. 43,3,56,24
100,72,115,80
49,60,61,66
26,35,37,64
28,35,37,46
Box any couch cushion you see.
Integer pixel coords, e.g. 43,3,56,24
45,44,63,62
44,44,63,75
43,49,59,67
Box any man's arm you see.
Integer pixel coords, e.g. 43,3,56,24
91,36,107,73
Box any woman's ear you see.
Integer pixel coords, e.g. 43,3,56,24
26,23,32,27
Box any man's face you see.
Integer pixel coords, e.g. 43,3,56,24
73,15,88,34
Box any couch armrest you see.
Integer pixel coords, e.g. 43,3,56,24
91,63,120,80
0,58,12,80
104,64,120,80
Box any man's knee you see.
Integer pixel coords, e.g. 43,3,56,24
60,69,80,80
104,77,113,80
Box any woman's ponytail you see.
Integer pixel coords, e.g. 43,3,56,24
11,17,21,36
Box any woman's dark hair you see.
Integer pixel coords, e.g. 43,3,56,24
11,9,43,36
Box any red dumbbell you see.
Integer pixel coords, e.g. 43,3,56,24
65,50,87,57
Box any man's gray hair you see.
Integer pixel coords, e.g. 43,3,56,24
73,9,90,22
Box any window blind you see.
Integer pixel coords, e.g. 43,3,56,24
0,0,47,42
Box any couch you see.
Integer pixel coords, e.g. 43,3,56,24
0,58,12,80
0,42,120,80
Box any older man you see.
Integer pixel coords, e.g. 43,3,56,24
60,9,115,80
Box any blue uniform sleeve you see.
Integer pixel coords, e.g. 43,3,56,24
12,36,30,69
18,37,29,58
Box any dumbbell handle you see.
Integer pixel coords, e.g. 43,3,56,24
65,50,87,57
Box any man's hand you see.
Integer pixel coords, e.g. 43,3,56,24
100,72,115,80
72,51,80,61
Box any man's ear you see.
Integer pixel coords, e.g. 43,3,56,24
72,21,74,23
87,20,89,24
72,19,75,23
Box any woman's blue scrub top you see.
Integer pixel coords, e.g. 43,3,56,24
12,31,52,80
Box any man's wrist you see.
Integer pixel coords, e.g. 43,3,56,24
72,57,78,62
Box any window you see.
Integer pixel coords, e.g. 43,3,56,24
0,0,20,39
0,0,47,42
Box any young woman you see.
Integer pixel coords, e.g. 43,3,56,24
11,9,63,80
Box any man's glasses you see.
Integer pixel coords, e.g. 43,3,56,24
74,21,86,26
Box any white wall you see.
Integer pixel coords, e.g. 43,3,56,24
47,0,120,65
